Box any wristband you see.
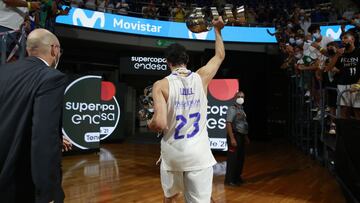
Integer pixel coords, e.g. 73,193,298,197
27,2,31,10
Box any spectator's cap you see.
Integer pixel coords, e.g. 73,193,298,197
308,24,320,34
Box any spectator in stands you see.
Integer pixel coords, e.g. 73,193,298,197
342,12,360,48
142,1,157,19
311,6,325,23
307,25,334,116
323,41,341,133
71,0,84,8
172,2,185,22
299,10,311,35
0,0,40,64
157,2,170,21
328,7,339,22
116,0,129,15
85,0,96,10
245,7,257,24
342,7,356,22
97,0,106,12
281,44,299,75
328,32,360,120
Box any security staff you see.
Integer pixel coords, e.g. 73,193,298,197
224,91,250,186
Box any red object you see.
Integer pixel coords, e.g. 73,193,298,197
208,79,239,101
101,81,116,101
228,146,236,152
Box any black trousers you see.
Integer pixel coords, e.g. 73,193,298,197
224,132,245,184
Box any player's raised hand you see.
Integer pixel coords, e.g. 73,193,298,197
212,16,225,30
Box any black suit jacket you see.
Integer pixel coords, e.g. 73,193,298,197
0,57,66,203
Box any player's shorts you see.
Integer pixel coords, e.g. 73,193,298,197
337,85,360,108
160,166,213,203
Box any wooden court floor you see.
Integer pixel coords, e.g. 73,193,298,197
62,140,345,203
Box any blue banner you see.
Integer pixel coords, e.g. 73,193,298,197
56,8,352,43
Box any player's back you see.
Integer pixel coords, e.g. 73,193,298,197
161,71,216,171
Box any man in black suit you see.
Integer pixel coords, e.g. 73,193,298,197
0,28,66,203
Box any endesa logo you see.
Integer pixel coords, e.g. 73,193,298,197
131,56,168,71
62,76,120,149
207,79,239,130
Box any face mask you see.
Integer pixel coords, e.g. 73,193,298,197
51,53,60,69
295,53,302,59
289,38,296,44
354,18,360,26
296,39,303,46
287,23,293,28
313,32,321,40
236,97,244,105
327,48,336,56
344,42,351,50
300,16,305,20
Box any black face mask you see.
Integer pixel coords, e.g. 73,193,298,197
344,43,352,50
328,49,336,56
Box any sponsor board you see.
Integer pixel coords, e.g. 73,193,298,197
62,76,120,150
56,7,354,43
207,79,239,151
120,56,168,75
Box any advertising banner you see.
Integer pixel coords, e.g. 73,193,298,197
207,79,239,151
120,56,169,76
56,7,353,43
62,75,121,150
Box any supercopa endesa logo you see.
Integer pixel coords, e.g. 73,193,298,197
208,79,239,101
207,79,239,150
62,76,120,149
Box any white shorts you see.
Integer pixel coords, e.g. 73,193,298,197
160,167,213,203
337,85,360,108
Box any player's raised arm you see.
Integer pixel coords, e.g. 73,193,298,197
147,79,168,132
196,16,225,90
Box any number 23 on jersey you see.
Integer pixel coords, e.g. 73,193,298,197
174,112,200,140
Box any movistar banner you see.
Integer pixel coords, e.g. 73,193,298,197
56,8,277,43
56,8,352,43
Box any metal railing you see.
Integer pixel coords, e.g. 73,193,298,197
288,70,360,166
0,26,27,65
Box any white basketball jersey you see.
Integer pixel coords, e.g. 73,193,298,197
161,72,216,171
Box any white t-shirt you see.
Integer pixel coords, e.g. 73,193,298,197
0,1,27,30
161,71,216,171
319,36,334,49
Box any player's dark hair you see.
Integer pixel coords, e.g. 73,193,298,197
164,43,189,66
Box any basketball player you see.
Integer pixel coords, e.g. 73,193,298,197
147,16,225,203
